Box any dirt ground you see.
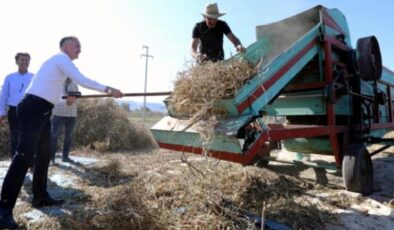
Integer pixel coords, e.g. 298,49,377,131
0,147,393,229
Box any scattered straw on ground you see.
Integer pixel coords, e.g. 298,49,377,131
47,152,337,230
81,159,136,187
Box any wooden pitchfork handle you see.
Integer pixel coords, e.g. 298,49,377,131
62,91,172,99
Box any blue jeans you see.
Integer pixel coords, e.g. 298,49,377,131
0,94,53,209
51,116,76,160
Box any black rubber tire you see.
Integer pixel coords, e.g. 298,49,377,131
342,144,373,195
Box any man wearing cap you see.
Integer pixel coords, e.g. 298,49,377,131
191,3,245,63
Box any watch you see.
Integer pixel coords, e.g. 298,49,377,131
105,86,113,94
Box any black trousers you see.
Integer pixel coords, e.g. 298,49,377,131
0,94,53,210
7,106,18,157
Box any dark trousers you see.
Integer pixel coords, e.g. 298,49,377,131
51,116,76,160
0,94,53,210
7,106,18,157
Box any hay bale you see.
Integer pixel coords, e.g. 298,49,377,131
74,98,156,152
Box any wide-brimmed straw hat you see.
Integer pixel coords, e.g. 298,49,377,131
201,3,226,18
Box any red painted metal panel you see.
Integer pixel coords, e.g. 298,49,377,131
323,37,343,167
324,36,351,51
370,122,394,130
158,135,267,165
266,124,347,141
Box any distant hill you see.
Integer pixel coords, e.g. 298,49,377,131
116,100,167,113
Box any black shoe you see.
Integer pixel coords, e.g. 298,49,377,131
0,208,18,229
62,157,74,163
32,196,65,208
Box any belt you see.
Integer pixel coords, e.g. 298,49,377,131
24,94,54,109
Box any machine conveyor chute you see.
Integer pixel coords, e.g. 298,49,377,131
151,115,257,157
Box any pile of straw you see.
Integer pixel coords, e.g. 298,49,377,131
1,99,155,157
170,59,257,121
169,59,257,154
73,99,156,152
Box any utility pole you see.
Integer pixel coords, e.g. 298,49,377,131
141,45,153,124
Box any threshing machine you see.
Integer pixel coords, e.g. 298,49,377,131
151,5,394,195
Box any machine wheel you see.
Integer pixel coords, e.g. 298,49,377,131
342,144,373,195
356,36,382,81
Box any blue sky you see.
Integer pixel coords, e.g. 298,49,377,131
0,0,393,103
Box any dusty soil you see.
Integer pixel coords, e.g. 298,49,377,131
0,147,393,229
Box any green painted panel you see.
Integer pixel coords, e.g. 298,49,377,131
325,8,352,45
234,25,321,107
150,116,251,154
334,95,351,115
151,129,243,154
381,68,394,81
264,93,325,115
369,129,393,140
264,92,351,116
283,137,332,154
212,98,240,117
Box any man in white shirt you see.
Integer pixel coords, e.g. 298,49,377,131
0,53,34,157
51,79,79,163
0,36,123,229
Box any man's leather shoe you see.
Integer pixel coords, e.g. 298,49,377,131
32,196,65,208
62,157,74,163
0,208,18,229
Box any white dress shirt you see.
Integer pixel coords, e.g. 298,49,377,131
0,72,34,116
26,51,107,105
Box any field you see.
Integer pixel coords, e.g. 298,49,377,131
1,105,393,229
127,110,165,128
1,143,393,229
